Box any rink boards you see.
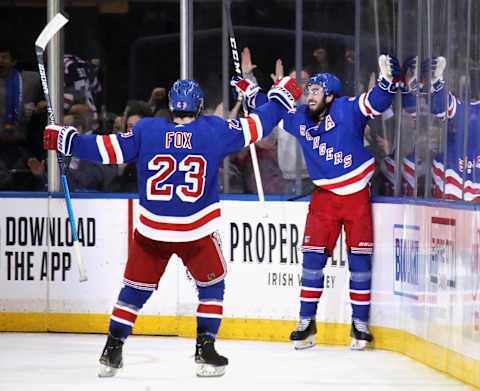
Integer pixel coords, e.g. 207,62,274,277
0,194,479,387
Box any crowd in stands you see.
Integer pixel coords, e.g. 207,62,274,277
0,38,478,202
0,42,170,194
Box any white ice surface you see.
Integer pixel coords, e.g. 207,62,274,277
0,332,477,391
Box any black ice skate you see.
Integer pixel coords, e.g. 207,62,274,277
195,328,228,377
350,319,373,350
289,318,317,350
98,332,124,377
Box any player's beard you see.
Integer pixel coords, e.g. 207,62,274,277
308,100,329,123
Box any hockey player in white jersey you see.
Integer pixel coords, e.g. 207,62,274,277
44,77,302,377
233,54,401,350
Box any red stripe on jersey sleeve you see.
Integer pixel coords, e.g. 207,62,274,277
246,116,259,143
362,93,375,117
402,162,415,177
432,164,444,179
101,135,117,164
444,175,463,190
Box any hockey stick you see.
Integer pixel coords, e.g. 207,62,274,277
224,0,267,215
35,13,87,283
287,188,313,201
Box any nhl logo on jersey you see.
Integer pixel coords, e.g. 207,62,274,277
325,115,335,131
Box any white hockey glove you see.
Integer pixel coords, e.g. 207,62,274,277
44,124,78,156
267,76,303,111
230,76,260,110
378,54,402,93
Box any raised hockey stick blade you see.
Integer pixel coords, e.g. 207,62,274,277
35,13,68,51
35,14,88,283
224,1,266,215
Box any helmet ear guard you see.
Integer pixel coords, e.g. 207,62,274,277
307,73,342,97
168,79,204,113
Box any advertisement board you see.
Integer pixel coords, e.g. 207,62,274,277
1,195,479,386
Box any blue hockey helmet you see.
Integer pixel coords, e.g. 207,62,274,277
307,73,342,97
168,79,204,112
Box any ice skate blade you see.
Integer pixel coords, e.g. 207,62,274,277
98,363,120,377
293,334,316,350
196,363,226,377
350,338,370,350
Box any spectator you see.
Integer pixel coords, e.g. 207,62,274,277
227,134,288,195
148,86,170,118
305,46,331,76
63,54,102,130
113,115,124,133
0,41,44,190
121,99,151,132
28,110,117,193
107,110,147,193
273,61,315,195
342,49,357,96
0,42,43,133
65,112,117,192
98,109,121,135
243,49,314,195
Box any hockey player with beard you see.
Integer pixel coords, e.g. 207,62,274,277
43,77,302,377
232,54,401,350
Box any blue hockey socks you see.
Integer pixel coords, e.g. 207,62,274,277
109,285,153,340
299,252,328,319
348,253,372,322
196,280,225,340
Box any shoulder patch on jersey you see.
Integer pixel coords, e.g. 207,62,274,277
325,114,335,131
299,125,306,136
120,130,134,138
228,119,242,130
